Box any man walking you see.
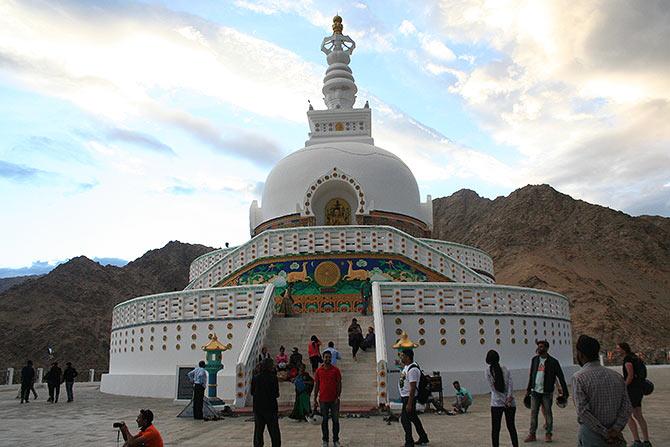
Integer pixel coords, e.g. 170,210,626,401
251,358,281,447
45,362,62,403
323,342,342,366
360,278,372,315
314,350,342,447
187,360,208,420
63,362,78,402
398,349,429,447
572,335,632,446
524,340,568,442
20,360,35,403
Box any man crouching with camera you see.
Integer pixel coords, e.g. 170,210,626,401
114,409,164,447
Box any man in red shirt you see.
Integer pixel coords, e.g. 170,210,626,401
119,409,164,447
313,350,342,447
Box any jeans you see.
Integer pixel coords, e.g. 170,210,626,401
193,384,205,419
578,424,615,447
401,397,428,446
48,383,60,402
65,382,74,401
491,406,519,447
529,392,553,435
320,400,340,443
20,384,31,402
253,410,281,447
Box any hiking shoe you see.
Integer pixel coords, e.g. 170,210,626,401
524,434,537,442
545,433,552,443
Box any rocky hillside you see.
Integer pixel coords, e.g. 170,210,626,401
0,275,40,294
433,185,670,358
0,241,214,376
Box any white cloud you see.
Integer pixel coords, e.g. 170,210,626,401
399,20,417,36
433,0,670,215
420,35,456,61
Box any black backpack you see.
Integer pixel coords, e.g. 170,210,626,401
632,356,647,381
409,364,431,404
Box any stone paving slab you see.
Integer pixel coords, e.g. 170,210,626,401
1,368,668,446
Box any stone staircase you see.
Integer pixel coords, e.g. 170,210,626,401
262,312,377,406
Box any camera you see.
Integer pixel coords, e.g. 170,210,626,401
113,422,124,428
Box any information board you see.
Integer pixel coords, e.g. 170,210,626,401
176,366,195,400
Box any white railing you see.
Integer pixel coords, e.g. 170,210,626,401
419,238,495,280
371,281,388,406
189,246,236,281
111,285,266,330
378,282,571,320
186,225,490,290
234,284,275,408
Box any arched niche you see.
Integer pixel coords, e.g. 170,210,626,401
311,179,358,225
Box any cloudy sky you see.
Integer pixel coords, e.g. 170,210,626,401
1,0,668,272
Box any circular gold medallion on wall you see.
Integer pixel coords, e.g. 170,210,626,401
314,261,341,287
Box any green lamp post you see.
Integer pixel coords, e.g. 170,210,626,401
202,333,231,400
392,331,419,370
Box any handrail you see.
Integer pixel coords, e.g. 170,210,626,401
189,246,236,281
378,282,571,320
185,225,491,290
418,238,495,279
371,281,388,406
111,285,266,330
234,283,275,408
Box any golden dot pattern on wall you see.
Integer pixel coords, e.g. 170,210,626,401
459,318,465,325
418,318,425,325
440,338,447,345
395,318,402,325
395,328,402,335
192,324,197,331
418,328,425,335
227,323,233,330
440,328,446,335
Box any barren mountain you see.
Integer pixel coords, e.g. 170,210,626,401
0,241,214,377
433,185,670,359
0,275,40,294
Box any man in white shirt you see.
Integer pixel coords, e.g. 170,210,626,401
187,361,208,420
398,349,429,447
323,341,342,366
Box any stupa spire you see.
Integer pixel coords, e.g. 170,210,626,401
320,15,358,109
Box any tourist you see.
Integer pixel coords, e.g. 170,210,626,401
323,341,342,366
288,347,303,379
360,278,372,315
572,335,632,446
289,363,313,421
314,350,342,447
251,358,281,447
278,284,294,317
275,346,289,371
524,340,569,443
20,360,35,404
398,348,429,447
118,408,164,447
361,326,375,351
187,360,207,420
62,362,78,403
347,318,363,361
45,361,62,403
259,346,272,363
308,335,322,373
485,350,519,447
617,342,652,446
452,380,473,413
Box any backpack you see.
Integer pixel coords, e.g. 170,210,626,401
409,364,431,404
632,356,647,381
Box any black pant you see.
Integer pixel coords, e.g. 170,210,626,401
491,406,519,447
193,384,205,419
401,397,428,446
320,401,340,443
253,410,281,447
65,382,74,402
20,383,31,402
48,383,60,402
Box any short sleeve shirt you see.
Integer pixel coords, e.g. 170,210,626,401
534,357,546,393
315,365,341,402
399,363,421,397
138,425,164,447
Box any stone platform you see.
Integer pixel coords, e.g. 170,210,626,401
1,367,668,446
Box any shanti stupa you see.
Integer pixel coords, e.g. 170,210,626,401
101,16,574,408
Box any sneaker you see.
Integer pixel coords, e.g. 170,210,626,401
642,442,653,447
524,434,537,443
545,433,552,443
416,438,430,445
333,442,341,447
322,442,329,447
631,442,643,447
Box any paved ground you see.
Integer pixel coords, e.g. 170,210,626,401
1,367,668,446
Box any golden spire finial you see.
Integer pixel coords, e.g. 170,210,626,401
332,15,343,34
202,333,231,351
392,331,419,349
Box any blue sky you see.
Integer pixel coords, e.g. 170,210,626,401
1,0,668,272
